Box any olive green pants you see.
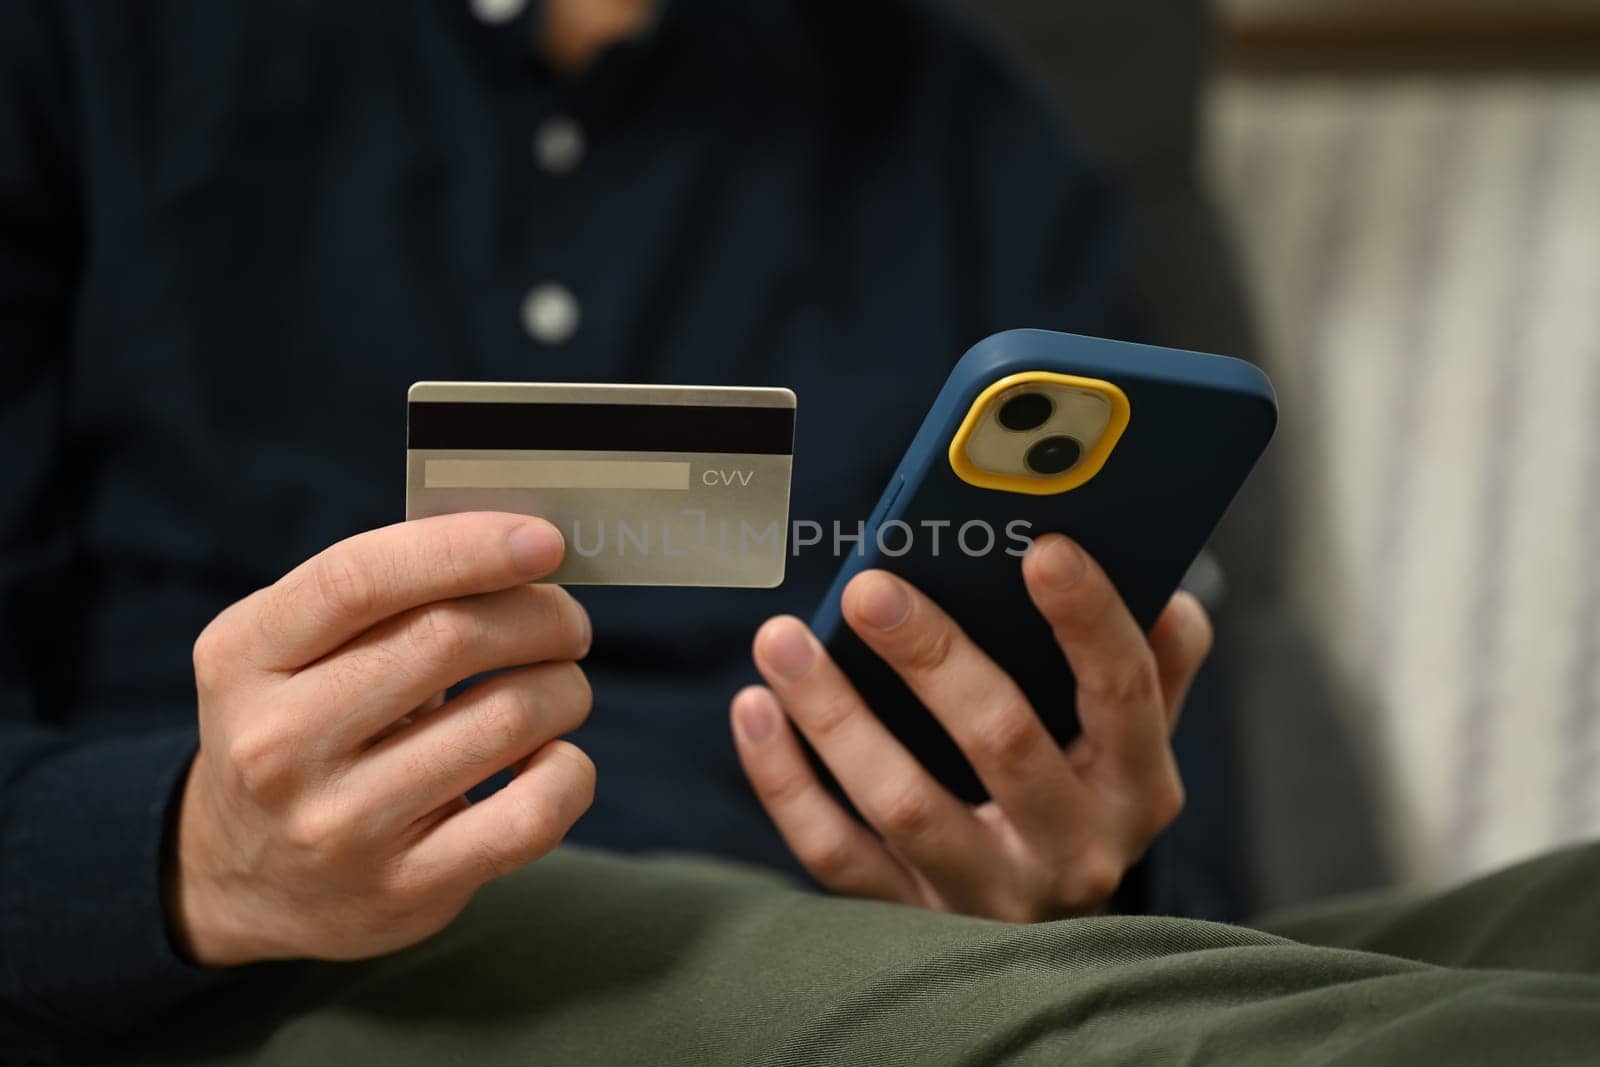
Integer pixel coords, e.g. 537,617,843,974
123,841,1600,1066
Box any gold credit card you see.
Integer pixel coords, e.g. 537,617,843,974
406,382,796,587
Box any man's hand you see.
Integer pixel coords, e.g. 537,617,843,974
730,534,1210,922
172,513,596,966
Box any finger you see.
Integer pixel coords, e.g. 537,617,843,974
407,739,595,889
1021,535,1168,786
751,616,996,904
353,662,592,827
731,686,917,902
839,570,1088,844
247,512,565,672
298,582,591,751
1146,591,1213,730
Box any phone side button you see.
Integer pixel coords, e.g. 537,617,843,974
869,476,906,529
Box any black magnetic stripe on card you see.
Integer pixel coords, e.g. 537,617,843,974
408,401,795,455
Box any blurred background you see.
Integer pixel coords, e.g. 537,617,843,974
959,0,1600,910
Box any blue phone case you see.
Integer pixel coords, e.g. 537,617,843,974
812,329,1277,804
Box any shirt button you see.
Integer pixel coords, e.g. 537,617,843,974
522,283,581,345
534,116,586,175
469,0,526,25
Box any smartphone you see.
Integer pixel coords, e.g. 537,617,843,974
811,329,1277,804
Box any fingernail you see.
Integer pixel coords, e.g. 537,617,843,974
735,689,777,744
572,602,593,658
509,521,563,574
759,619,815,682
856,573,911,631
1034,537,1085,588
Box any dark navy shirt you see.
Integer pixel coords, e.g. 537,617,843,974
0,0,1135,1053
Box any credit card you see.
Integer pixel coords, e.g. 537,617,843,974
406,382,796,587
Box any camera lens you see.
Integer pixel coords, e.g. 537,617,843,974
1025,435,1082,475
997,392,1053,432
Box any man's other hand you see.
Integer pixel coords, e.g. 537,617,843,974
731,534,1209,922
172,513,595,966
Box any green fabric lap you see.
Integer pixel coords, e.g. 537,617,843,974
118,843,1600,1067
1256,841,1600,974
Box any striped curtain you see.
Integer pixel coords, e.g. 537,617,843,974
1207,75,1600,887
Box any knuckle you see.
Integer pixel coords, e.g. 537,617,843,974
403,605,475,671
310,555,380,625
1147,767,1187,829
191,624,232,692
1077,655,1161,710
469,839,526,884
798,835,858,886
804,691,858,743
965,700,1040,770
754,762,812,810
382,861,474,926
225,726,293,799
547,740,597,800
1062,850,1124,910
377,864,440,912
1080,855,1124,905
900,617,956,674
502,793,565,864
876,784,938,842
549,661,593,724
473,690,535,755
282,802,350,857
